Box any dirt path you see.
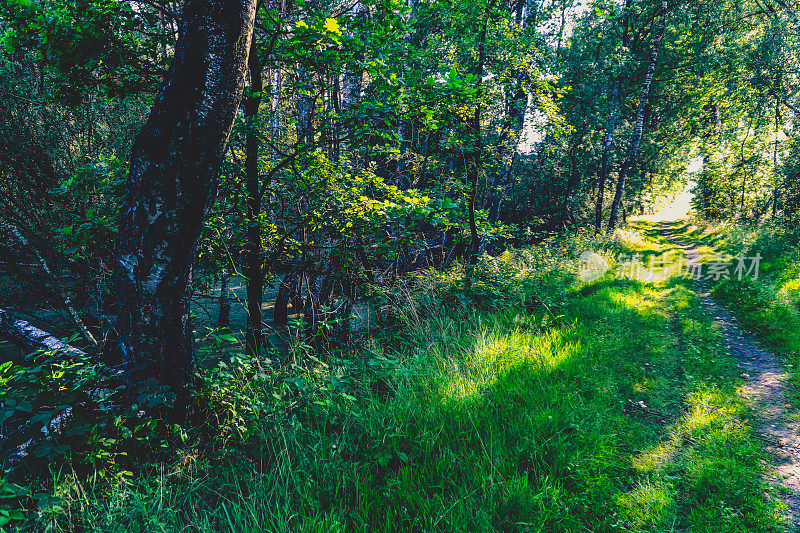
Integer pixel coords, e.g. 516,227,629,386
662,224,800,528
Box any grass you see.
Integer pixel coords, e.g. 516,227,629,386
5,223,785,532
667,219,800,405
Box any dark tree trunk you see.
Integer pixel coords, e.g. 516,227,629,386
487,74,527,225
559,131,584,229
296,63,313,145
340,1,366,114
274,269,299,327
607,0,667,234
595,0,632,235
466,1,496,273
109,0,258,399
486,0,537,225
303,250,340,343
245,35,265,357
216,274,231,327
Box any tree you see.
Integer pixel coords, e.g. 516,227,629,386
607,0,668,234
244,28,267,357
109,0,258,401
595,0,632,235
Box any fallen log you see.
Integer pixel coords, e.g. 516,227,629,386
0,307,85,357
0,308,89,470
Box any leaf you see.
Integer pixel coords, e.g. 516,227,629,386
63,424,91,437
52,444,70,455
324,18,342,36
32,442,53,457
1,483,28,498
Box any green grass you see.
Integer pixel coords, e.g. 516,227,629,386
7,223,784,532
667,219,800,405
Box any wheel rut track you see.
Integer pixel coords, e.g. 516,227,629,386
662,224,800,529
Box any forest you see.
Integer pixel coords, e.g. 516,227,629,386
1,0,800,530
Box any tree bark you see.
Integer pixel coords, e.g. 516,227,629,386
109,0,258,398
486,74,527,225
296,63,313,146
216,274,231,327
559,128,585,229
486,0,537,225
340,1,366,112
466,0,497,274
245,34,265,357
595,0,632,235
273,270,299,327
607,0,667,235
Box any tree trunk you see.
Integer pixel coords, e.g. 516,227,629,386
595,0,632,235
486,0,538,224
338,1,365,167
559,130,585,229
245,35,265,357
274,269,300,327
109,0,258,399
607,0,667,235
487,74,527,225
466,1,496,274
216,274,231,327
270,66,282,161
340,1,366,114
296,63,313,145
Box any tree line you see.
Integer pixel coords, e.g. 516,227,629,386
1,0,799,403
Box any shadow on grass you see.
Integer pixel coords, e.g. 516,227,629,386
23,226,783,533
342,275,779,531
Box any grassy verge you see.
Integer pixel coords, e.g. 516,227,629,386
5,223,783,532
667,219,800,404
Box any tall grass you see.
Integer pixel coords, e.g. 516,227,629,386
670,219,800,403
8,224,782,532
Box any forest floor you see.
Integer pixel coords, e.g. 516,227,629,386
663,222,800,529
13,220,798,532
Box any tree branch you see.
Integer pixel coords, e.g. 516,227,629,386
5,225,98,347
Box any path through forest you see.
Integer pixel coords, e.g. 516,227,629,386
662,223,800,527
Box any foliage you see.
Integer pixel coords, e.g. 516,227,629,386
2,222,784,532
2,0,800,530
0,348,181,485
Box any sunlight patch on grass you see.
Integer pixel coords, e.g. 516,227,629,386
433,327,582,404
19,221,784,532
617,479,677,530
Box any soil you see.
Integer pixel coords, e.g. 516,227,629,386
663,224,800,529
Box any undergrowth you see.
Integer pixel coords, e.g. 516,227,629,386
0,223,783,532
